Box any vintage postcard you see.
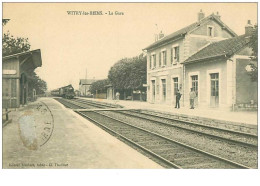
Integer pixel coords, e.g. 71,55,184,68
1,1,258,178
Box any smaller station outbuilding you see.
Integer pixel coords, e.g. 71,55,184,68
182,32,257,110
2,49,42,108
79,79,97,97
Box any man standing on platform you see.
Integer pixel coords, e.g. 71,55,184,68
175,89,182,109
189,88,196,109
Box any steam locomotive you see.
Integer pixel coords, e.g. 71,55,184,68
51,84,75,99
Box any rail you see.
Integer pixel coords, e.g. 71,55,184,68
53,97,257,168
77,110,251,169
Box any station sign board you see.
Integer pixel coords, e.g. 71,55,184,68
3,70,17,75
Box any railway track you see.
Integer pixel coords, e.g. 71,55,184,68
54,98,86,109
54,98,257,168
76,110,250,169
57,98,258,148
74,98,122,108
113,110,258,148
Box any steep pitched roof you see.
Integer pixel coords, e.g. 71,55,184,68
79,79,96,85
61,84,74,89
183,34,250,64
143,14,237,51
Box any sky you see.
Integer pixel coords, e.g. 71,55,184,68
2,2,257,90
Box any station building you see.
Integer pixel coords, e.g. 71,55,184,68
183,32,257,110
143,10,256,110
2,49,42,108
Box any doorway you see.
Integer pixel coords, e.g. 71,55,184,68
210,73,219,107
151,80,155,103
191,75,198,106
161,79,166,102
173,77,178,104
20,73,28,105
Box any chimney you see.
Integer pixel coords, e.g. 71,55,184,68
154,34,158,42
198,9,205,22
215,11,221,19
245,20,254,35
159,31,164,39
154,24,159,42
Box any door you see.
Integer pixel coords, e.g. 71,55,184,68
161,79,166,102
191,75,198,106
20,73,27,105
173,77,178,104
210,73,219,107
151,80,155,103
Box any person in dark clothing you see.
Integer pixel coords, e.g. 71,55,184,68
175,89,182,109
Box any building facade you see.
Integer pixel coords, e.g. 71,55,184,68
79,79,96,96
143,10,252,109
183,34,257,110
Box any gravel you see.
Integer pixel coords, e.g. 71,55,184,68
100,110,257,168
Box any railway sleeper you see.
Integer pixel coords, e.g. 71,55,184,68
152,148,183,155
183,161,236,169
173,157,215,166
131,137,160,143
120,111,257,145
137,140,172,146
163,151,203,159
139,144,177,150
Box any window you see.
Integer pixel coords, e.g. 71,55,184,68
173,46,179,63
191,75,198,96
174,47,179,62
162,50,167,65
210,73,219,96
171,46,179,64
208,26,213,37
173,78,178,95
161,79,166,101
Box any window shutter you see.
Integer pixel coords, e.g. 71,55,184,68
154,54,156,67
171,48,173,64
177,47,180,62
165,51,167,65
159,52,161,67
150,55,152,69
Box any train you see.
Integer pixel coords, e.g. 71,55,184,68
51,84,76,99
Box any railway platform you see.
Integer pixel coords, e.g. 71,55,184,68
78,97,258,126
2,97,163,169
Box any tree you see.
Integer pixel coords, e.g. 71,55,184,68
128,54,147,91
108,54,147,90
2,19,10,26
108,54,147,99
2,31,31,56
89,79,110,94
27,71,47,96
2,19,47,95
2,19,30,56
108,58,130,90
248,25,258,82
